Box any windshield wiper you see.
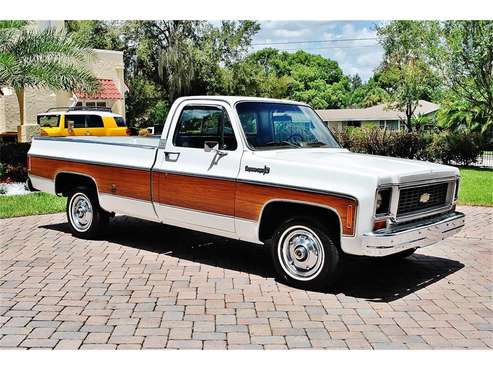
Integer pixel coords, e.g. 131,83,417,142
262,140,301,148
304,141,330,147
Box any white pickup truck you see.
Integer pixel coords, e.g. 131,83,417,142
28,96,465,289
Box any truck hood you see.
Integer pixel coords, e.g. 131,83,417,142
254,148,458,185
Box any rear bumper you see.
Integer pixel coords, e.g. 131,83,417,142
361,211,465,257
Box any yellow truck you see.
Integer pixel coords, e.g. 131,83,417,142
37,107,130,137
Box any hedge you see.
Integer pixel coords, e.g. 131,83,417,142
0,143,31,182
334,128,484,166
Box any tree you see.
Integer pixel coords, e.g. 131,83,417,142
430,21,493,133
0,22,98,136
437,98,489,133
376,21,442,131
69,20,260,126
65,20,123,50
244,49,351,108
349,74,362,90
158,40,196,103
348,75,389,107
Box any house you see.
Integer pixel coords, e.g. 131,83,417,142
0,21,126,142
316,100,439,132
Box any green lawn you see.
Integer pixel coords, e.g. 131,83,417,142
458,167,493,206
0,192,66,219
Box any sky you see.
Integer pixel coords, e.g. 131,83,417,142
249,21,384,81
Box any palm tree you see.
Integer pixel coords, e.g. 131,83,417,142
437,99,490,133
0,22,98,137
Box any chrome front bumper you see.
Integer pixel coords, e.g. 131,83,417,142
362,211,465,257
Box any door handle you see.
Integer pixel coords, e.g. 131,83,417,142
163,151,180,162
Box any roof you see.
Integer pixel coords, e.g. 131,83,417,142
174,96,307,106
37,110,122,117
316,100,439,122
75,79,123,100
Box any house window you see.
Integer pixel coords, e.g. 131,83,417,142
379,121,386,129
386,120,399,131
81,101,106,108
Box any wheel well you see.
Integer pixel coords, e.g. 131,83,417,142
55,172,98,197
258,201,341,247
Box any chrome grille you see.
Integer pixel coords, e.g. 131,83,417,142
397,182,449,216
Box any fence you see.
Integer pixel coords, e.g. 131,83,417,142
476,151,493,168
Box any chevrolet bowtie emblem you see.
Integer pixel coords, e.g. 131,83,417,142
419,193,431,203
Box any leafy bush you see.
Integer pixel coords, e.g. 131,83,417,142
335,128,483,166
335,128,430,159
0,143,31,182
430,131,483,166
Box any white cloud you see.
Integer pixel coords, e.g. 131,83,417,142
251,21,384,81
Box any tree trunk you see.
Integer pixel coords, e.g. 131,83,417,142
405,102,413,132
15,88,26,126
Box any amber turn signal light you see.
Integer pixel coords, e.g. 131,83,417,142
373,219,387,231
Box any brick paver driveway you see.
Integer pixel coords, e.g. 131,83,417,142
1,206,492,349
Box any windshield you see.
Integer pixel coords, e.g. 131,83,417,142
236,102,340,150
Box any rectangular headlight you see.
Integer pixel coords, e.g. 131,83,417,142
376,188,392,216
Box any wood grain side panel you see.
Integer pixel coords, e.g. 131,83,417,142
29,156,151,201
235,182,356,235
156,172,236,216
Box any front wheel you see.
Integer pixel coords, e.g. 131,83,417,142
67,186,109,239
271,218,341,290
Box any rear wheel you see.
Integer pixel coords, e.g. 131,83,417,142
66,186,109,239
271,218,341,290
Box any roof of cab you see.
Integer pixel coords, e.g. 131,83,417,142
173,96,307,106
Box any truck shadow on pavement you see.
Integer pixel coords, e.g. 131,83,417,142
42,216,464,303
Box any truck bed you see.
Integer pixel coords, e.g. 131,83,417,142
28,136,161,220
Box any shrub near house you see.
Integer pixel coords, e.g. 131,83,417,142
0,143,30,182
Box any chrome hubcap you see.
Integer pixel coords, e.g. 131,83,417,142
69,193,93,232
278,226,325,281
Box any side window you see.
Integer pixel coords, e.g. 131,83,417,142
114,117,127,127
173,106,237,151
86,115,104,128
65,115,85,128
37,115,59,128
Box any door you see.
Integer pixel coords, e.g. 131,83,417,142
153,101,243,233
64,114,88,136
85,115,106,136
64,114,105,136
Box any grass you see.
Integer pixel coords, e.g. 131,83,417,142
458,167,493,206
0,192,66,218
